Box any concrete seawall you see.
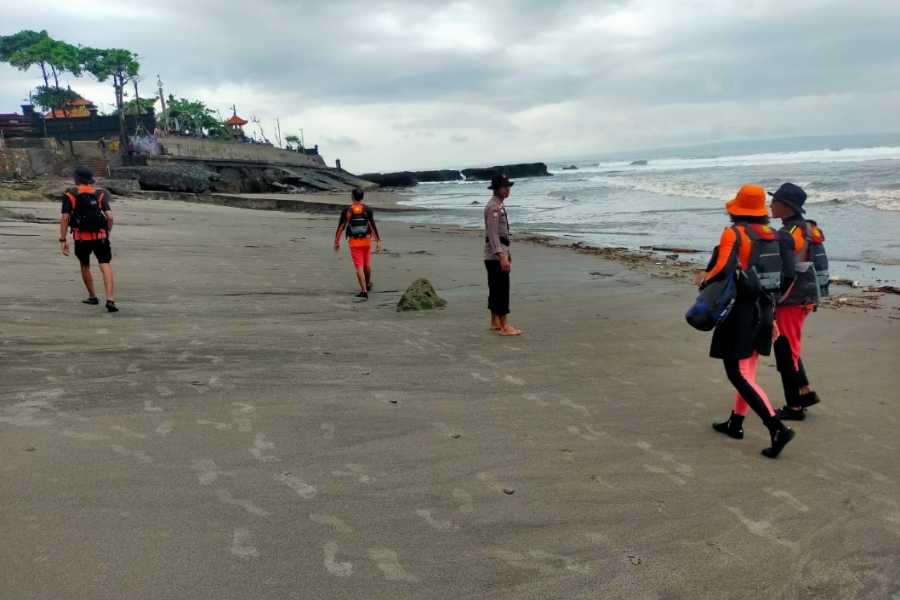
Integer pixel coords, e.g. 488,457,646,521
159,137,327,169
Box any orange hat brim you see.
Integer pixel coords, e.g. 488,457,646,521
726,198,768,218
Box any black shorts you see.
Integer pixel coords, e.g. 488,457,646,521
74,239,112,266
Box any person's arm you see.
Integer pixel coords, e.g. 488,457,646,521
334,209,347,250
701,227,737,285
101,191,113,232
367,209,382,253
59,194,72,255
485,205,510,271
777,229,795,294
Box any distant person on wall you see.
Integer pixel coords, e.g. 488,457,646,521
59,167,118,312
484,174,522,336
334,188,382,299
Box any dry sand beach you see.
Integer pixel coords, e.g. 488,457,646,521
1,196,899,599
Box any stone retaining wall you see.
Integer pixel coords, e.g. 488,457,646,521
159,137,327,168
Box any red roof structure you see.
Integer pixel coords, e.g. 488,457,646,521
226,114,248,127
45,97,96,119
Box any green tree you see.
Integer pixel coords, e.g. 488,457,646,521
0,30,53,87
30,85,81,113
165,95,227,138
119,97,156,116
82,47,140,147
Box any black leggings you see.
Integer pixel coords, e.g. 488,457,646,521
484,260,510,316
723,359,777,429
774,336,809,406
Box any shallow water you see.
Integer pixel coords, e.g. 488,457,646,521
385,142,900,283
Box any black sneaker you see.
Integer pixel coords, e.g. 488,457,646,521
761,426,795,459
712,413,745,440
798,391,820,408
82,297,100,305
355,291,368,299
776,406,805,421
105,300,119,313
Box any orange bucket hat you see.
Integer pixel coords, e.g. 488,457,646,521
726,184,768,217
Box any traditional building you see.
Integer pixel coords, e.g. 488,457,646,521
45,97,97,119
225,106,248,139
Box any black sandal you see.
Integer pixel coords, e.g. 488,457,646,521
106,300,119,313
83,297,100,305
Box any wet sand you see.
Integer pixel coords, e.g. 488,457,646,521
1,197,899,599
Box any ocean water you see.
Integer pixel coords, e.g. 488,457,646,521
385,138,900,283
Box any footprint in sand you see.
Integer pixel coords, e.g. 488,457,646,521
155,421,175,436
143,400,164,413
230,528,259,559
524,392,550,408
155,385,174,398
725,506,797,550
321,423,335,440
323,542,354,577
452,489,475,514
567,425,603,442
110,444,153,464
126,362,141,373
310,514,353,534
250,433,279,463
274,472,317,500
560,398,591,417
503,374,526,386
415,508,459,532
642,464,686,486
332,464,376,484
470,372,491,383
367,549,420,583
764,488,810,513
636,441,693,478
191,459,235,486
215,489,269,517
197,419,232,431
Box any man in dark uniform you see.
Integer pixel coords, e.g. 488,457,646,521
484,174,521,336
59,166,118,312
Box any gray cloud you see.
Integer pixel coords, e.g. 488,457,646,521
2,0,899,171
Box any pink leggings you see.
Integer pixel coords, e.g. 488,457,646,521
725,353,775,418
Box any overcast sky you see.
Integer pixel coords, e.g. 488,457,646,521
2,0,900,171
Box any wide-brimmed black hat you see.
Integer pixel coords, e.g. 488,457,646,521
768,182,806,214
488,173,514,190
73,166,95,183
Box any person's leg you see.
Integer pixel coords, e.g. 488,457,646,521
723,356,794,458
350,246,368,296
485,260,500,328
775,305,817,414
496,268,520,336
80,263,96,298
98,263,115,301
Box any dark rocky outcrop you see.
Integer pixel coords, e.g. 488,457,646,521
411,169,463,182
630,160,648,166
112,164,224,194
562,165,578,170
461,163,551,181
397,278,447,312
360,172,418,187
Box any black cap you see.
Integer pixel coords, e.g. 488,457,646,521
488,173,514,190
74,166,95,183
769,182,806,214
351,188,364,201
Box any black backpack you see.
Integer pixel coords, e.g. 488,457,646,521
734,224,782,297
346,204,370,239
67,188,108,233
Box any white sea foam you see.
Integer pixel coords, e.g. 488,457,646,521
564,146,900,174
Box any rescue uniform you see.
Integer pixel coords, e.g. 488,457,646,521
61,185,112,265
484,195,511,316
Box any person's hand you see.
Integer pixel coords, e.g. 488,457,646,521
333,241,340,252
771,320,780,342
60,240,69,256
692,271,705,287
376,240,382,255
500,254,511,273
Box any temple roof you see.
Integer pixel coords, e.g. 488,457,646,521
45,97,95,119
226,114,248,126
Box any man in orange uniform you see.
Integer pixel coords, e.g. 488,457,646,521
334,188,382,299
59,166,118,312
